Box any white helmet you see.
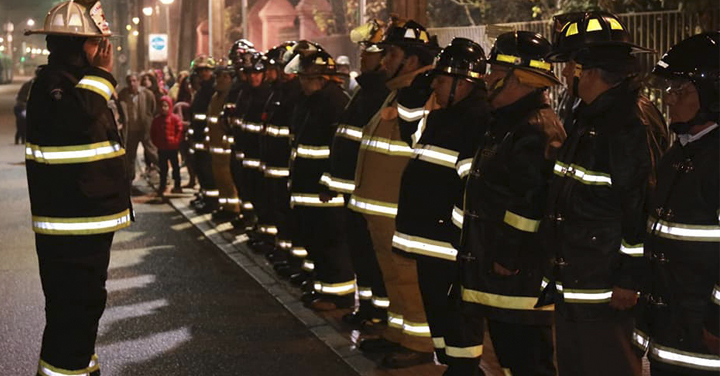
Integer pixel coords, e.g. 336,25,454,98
25,1,112,38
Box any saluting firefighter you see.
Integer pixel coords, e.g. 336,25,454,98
188,54,219,213
633,32,720,376
285,50,356,310
319,20,391,326
352,19,440,368
391,38,493,374
24,1,131,375
456,31,565,376
206,60,240,221
536,13,655,376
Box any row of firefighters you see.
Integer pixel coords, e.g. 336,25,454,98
180,11,719,376
21,0,719,374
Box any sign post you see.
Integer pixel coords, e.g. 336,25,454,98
148,33,168,62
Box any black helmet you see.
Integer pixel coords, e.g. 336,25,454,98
297,51,345,77
378,19,439,52
243,52,267,73
266,41,295,66
488,31,560,85
229,39,256,71
214,58,235,77
432,37,486,83
283,40,324,74
652,32,720,132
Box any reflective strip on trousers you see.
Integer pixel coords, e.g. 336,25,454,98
360,136,413,157
413,144,459,169
265,124,291,137
713,285,720,306
319,173,355,194
649,342,720,371
210,147,231,155
76,76,115,101
277,240,292,250
446,344,484,359
411,115,427,146
452,206,464,229
553,161,612,186
456,158,472,178
218,197,240,204
208,116,219,124
387,312,404,329
264,167,290,178
290,193,344,208
234,152,245,160
194,113,207,121
433,337,446,349
296,144,330,159
314,280,356,295
347,195,398,218
397,104,426,122
372,296,390,308
648,216,720,242
301,259,315,271
335,124,363,141
620,239,644,257
38,354,99,376
193,143,207,150
291,247,308,258
461,287,553,311
632,328,650,352
258,225,278,235
26,141,125,164
32,209,131,235
242,159,262,168
403,319,431,337
242,121,263,133
503,210,540,233
242,202,254,210
392,232,458,261
204,190,220,197
556,282,613,303
358,286,373,300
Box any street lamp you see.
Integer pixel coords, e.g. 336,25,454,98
26,19,35,27
159,0,175,4
132,17,140,25
142,7,153,16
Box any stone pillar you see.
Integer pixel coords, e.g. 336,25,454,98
296,0,332,40
258,0,297,51
209,0,225,59
389,0,427,26
197,20,209,56
248,0,270,50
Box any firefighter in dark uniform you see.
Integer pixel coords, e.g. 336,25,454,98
537,14,654,376
457,31,566,376
286,50,355,309
188,55,218,213
318,20,391,326
633,32,720,376
24,2,131,375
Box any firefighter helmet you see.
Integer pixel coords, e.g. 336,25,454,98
350,19,385,52
25,0,112,37
297,51,345,77
190,54,216,72
432,37,486,82
488,31,560,86
229,39,256,70
266,42,296,66
243,52,268,73
378,18,439,53
214,58,235,76
283,40,324,74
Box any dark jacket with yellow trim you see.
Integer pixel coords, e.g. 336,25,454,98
235,81,271,166
289,81,348,199
188,78,215,148
321,71,388,196
260,79,301,172
458,90,565,325
539,80,652,321
635,127,720,371
393,88,490,262
26,64,131,234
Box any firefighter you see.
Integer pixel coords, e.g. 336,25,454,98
352,19,440,368
207,60,240,221
633,32,720,376
536,13,655,376
456,31,565,376
24,2,131,375
286,50,355,310
318,20,391,326
188,54,218,213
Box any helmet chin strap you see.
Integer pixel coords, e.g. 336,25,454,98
670,110,713,135
488,69,514,103
447,76,458,107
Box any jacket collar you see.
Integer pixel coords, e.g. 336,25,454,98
578,79,638,119
356,70,387,92
493,89,546,122
386,65,433,91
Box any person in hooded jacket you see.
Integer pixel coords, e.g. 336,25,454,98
151,95,184,195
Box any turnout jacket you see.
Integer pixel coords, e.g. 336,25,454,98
392,89,491,262
289,82,348,208
349,66,434,218
261,78,302,179
633,126,720,374
458,91,565,325
235,82,272,172
25,64,131,235
188,78,215,152
320,70,389,195
539,80,652,321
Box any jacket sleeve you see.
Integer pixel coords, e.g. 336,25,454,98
609,118,651,291
73,67,118,121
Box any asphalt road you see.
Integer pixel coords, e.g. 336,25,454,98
0,77,357,376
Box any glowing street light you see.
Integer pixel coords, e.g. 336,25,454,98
132,17,140,25
142,7,153,16
126,24,132,31
159,0,175,4
132,30,139,37
26,19,35,27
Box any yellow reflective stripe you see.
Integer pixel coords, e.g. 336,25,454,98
360,136,413,157
456,158,472,178
358,286,373,300
291,247,308,257
713,285,720,306
26,141,124,164
347,195,398,218
433,337,445,349
556,282,613,303
414,144,459,169
242,158,262,168
264,167,290,178
265,124,291,137
242,201,254,210
193,143,207,150
76,76,115,101
290,193,344,208
397,104,426,122
242,121,263,133
277,240,292,249
495,54,551,71
39,354,99,376
632,328,650,352
218,197,241,204
301,259,315,271
335,124,363,141
193,113,207,121
452,206,464,229
403,320,431,337
411,116,427,146
208,116,219,124
314,280,356,295
620,239,644,257
587,18,603,32
648,216,720,242
296,144,331,159
503,210,540,233
608,18,624,30
319,173,355,193
553,161,612,186
392,232,458,261
446,344,483,359
461,286,553,311
33,209,130,235
372,296,390,308
210,147,231,155
388,312,404,329
649,342,720,371
258,225,278,235
565,22,579,36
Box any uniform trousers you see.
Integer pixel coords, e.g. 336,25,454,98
267,177,292,252
345,207,387,316
194,150,216,195
364,214,434,353
158,149,181,189
239,166,262,222
556,308,641,376
125,129,158,182
254,175,276,242
35,232,114,373
211,152,239,213
487,319,555,376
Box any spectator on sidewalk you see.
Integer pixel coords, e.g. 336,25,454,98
151,96,184,196
118,73,159,189
14,78,34,144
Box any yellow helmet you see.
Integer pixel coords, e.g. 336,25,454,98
190,55,217,72
25,1,112,38
350,19,385,52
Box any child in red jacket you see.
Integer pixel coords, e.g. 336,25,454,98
151,96,184,195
